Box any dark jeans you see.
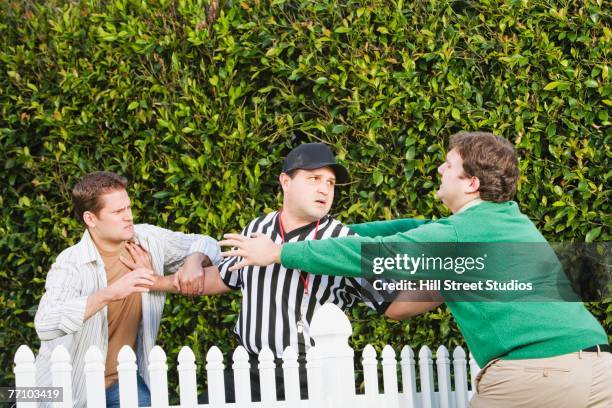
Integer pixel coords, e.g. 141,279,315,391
199,354,308,403
105,375,151,408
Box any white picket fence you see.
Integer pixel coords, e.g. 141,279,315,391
14,304,480,407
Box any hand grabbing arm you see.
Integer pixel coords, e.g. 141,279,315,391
84,268,155,320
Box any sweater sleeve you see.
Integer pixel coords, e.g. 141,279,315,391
281,220,458,278
348,218,431,237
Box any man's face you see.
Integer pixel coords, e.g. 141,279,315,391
86,189,134,243
436,148,474,208
282,167,336,222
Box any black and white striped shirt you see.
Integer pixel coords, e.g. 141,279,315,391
219,211,388,357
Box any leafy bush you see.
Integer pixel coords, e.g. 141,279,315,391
1,0,609,397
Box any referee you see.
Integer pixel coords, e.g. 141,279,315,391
195,143,392,402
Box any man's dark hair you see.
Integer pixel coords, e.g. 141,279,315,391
449,131,519,202
71,171,128,224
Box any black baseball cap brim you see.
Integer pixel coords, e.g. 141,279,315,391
288,161,350,185
282,143,350,184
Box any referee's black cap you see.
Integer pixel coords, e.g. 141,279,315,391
282,143,350,184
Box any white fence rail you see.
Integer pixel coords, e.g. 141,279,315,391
14,304,480,407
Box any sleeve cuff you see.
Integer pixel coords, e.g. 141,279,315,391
188,236,222,265
280,242,303,270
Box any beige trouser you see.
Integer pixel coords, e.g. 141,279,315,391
470,350,612,408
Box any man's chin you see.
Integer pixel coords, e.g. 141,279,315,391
308,209,330,221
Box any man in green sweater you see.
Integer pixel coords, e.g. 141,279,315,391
220,131,610,407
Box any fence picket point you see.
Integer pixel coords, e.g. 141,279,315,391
149,345,169,408
51,345,73,408
362,344,378,397
14,345,36,408
400,345,417,408
258,347,276,403
232,346,251,406
178,346,198,407
382,344,399,407
206,346,225,405
305,346,323,405
453,347,469,408
84,347,106,408
117,346,138,408
419,346,434,408
436,346,451,408
282,346,301,404
310,304,355,407
382,345,399,407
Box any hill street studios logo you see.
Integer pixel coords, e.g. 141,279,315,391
359,242,591,302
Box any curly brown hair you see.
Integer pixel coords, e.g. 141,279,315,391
449,132,519,202
71,171,128,224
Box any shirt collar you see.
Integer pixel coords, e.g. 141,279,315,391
74,229,103,265
456,198,484,214
275,211,329,241
74,227,145,265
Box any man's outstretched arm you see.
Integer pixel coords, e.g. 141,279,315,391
219,221,457,279
348,218,430,238
172,265,232,296
120,241,229,295
384,291,443,320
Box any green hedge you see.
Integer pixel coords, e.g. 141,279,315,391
1,0,610,397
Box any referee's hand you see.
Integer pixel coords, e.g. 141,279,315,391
219,233,282,271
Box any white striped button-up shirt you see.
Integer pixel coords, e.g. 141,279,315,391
34,224,221,407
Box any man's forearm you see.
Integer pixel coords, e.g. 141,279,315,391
151,274,179,293
158,266,231,296
385,299,443,320
84,288,113,321
175,252,209,295
199,266,232,295
186,252,207,266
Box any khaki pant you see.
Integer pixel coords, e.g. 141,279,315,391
470,350,612,408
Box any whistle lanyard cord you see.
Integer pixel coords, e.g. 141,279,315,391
278,210,319,295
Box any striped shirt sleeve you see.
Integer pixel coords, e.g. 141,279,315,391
341,226,396,314
218,223,252,290
136,224,222,272
345,277,394,314
34,261,88,341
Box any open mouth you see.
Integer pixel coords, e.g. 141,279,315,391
315,199,326,205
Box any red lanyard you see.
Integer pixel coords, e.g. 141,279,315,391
278,210,319,295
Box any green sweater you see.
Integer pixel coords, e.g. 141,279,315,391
282,201,607,367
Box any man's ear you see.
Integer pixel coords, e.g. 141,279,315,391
279,173,290,192
83,211,97,229
467,176,480,194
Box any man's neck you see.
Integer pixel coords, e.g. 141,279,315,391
89,230,126,257
279,208,318,233
450,196,483,214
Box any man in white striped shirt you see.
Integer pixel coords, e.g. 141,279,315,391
189,143,391,402
34,171,222,407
